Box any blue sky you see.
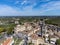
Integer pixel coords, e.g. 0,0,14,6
0,0,60,16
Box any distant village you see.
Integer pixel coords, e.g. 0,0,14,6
0,17,60,45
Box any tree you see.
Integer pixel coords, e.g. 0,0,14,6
6,27,14,35
0,28,6,33
56,39,60,45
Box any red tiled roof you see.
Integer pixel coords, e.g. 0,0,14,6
2,38,12,45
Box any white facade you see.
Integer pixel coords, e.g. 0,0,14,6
27,25,32,30
50,38,57,44
15,25,26,33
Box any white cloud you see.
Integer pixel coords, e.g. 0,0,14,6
0,4,40,16
39,1,60,14
15,1,20,4
0,1,60,16
0,5,21,16
21,0,27,5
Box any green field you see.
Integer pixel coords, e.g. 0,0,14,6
45,17,60,27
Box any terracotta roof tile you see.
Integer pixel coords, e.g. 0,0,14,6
2,38,12,45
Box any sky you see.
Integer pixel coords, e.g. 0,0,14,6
0,0,60,16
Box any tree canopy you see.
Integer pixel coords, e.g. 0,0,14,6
56,39,60,45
